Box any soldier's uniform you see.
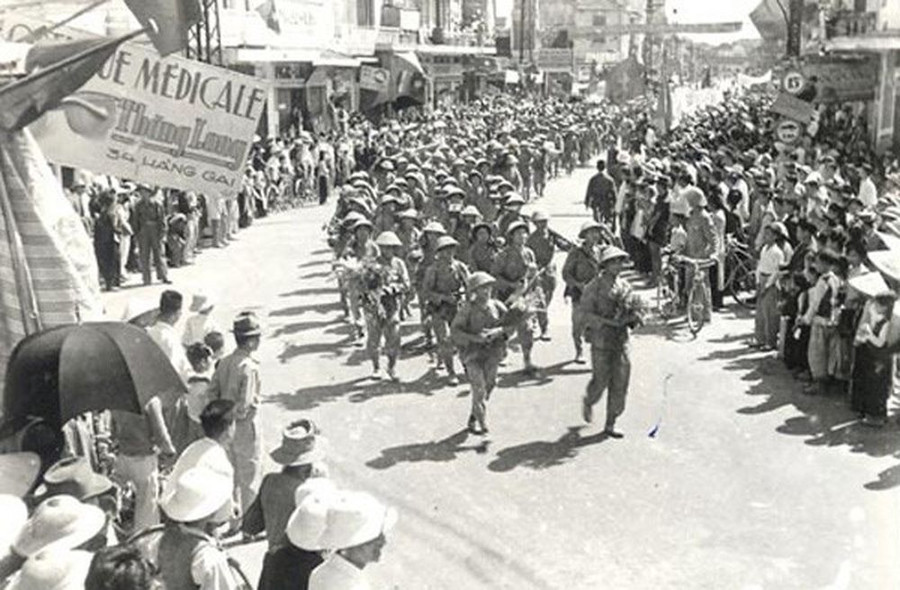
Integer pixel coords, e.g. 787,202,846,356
579,259,633,433
468,239,497,274
340,230,380,338
562,241,603,359
451,275,508,434
491,239,538,368
364,251,410,377
422,248,470,381
526,226,557,339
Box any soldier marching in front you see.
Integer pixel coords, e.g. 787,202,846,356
451,272,510,435
364,231,410,382
526,210,557,341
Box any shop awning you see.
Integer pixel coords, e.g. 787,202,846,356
415,44,497,57
825,34,900,52
228,47,362,66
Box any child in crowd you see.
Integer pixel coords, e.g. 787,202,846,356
851,294,896,427
171,343,214,452
204,330,226,365
800,249,842,396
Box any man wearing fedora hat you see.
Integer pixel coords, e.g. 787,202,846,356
243,419,327,590
579,246,636,438
208,312,264,515
157,466,244,590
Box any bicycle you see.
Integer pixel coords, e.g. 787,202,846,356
656,253,715,335
724,236,757,309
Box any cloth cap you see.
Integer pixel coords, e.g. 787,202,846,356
13,495,105,558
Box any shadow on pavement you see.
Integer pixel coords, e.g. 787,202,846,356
277,287,339,298
270,318,340,337
705,340,900,490
298,270,333,280
270,300,343,315
488,427,609,472
297,259,329,269
365,429,490,470
265,377,372,411
277,340,349,363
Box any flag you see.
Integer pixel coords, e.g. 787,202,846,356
0,129,102,404
256,0,281,34
0,31,141,132
391,52,426,110
749,0,787,42
605,56,645,103
122,0,202,56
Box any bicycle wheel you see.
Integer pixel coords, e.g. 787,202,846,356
686,279,706,335
727,260,756,309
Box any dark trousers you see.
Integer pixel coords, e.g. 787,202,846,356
138,225,168,284
95,240,120,289
709,262,723,309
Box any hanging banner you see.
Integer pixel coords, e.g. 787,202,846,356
28,43,269,197
770,92,816,124
359,65,389,92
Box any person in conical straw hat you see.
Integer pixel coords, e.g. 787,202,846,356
579,246,639,439
451,272,512,434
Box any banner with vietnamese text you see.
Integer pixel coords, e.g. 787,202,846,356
29,43,269,197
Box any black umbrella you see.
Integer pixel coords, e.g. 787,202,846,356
2,322,187,435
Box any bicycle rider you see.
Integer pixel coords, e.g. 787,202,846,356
682,187,719,322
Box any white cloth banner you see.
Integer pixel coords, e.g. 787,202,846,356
29,43,269,197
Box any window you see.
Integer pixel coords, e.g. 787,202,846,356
358,0,374,26
592,14,607,27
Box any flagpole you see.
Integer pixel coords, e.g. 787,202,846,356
0,27,149,106
19,0,112,43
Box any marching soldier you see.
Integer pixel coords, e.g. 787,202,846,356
365,231,410,382
526,210,557,341
416,221,447,352
562,221,605,364
468,221,497,274
491,221,539,375
422,236,470,385
451,272,509,435
579,247,636,439
454,205,481,264
340,218,380,342
495,192,526,237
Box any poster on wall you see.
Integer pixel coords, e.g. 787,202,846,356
29,43,270,197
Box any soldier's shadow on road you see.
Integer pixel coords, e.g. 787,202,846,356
366,429,490,470
487,427,609,473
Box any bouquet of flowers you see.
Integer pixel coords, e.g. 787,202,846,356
612,286,648,329
357,260,403,319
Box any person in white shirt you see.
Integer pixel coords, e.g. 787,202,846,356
183,291,220,347
857,162,878,209
754,223,788,350
728,167,750,223
147,290,191,382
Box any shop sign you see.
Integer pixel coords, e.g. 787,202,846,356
775,118,802,144
771,92,816,124
801,55,878,103
221,1,334,49
359,66,389,92
29,43,269,198
535,48,573,72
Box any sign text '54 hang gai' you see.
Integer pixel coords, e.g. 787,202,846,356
29,43,269,197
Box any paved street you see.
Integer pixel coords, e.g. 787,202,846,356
105,166,900,590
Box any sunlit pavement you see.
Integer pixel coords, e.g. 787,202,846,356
104,166,900,589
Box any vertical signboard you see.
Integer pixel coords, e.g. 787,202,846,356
787,0,803,57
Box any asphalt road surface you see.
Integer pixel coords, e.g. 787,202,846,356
104,166,900,590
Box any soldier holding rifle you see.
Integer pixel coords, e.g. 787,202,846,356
422,236,471,386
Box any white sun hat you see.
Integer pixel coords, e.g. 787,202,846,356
6,549,93,590
0,495,28,561
316,490,397,551
159,466,233,523
13,495,105,558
